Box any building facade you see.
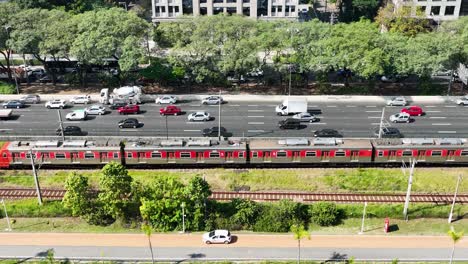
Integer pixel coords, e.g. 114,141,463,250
392,0,464,20
151,0,310,21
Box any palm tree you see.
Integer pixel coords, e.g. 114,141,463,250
291,224,311,264
142,223,155,264
448,227,464,264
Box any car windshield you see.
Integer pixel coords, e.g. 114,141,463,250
209,231,215,237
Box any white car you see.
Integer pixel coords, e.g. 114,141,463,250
292,112,318,123
455,96,468,106
386,97,407,106
65,110,87,121
202,96,223,105
202,230,231,244
188,112,211,122
389,112,411,123
70,95,91,104
45,99,67,109
155,95,177,104
85,105,106,115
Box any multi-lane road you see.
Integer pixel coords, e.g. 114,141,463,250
1,100,467,138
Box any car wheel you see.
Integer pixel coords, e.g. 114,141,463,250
133,125,137,128
205,241,211,245
60,106,63,109
47,106,51,109
17,106,20,109
174,113,178,116
204,118,208,121
224,241,229,244
203,102,207,105
119,125,123,128
406,120,410,123
418,114,421,116
99,112,102,115
3,106,6,109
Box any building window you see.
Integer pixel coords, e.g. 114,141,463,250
151,152,162,158
445,6,455,15
180,152,191,158
84,153,95,159
402,150,413,157
55,153,66,159
431,6,441,15
209,152,220,158
305,151,316,157
334,151,346,157
431,151,442,156
174,6,179,12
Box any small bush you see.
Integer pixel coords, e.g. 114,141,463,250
0,81,15,94
309,202,340,226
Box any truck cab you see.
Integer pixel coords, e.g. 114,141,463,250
275,98,308,116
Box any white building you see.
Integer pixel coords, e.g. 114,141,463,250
392,0,467,20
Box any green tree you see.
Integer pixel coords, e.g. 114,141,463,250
62,172,91,217
448,227,464,264
232,199,259,229
98,162,133,220
0,2,20,82
141,223,155,264
309,202,339,226
291,224,310,264
375,4,430,37
184,176,212,231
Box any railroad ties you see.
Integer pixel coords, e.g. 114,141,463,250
0,188,467,204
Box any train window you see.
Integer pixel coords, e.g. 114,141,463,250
151,152,162,158
180,152,191,158
127,152,133,158
84,153,95,159
431,151,442,156
276,151,287,157
13,153,21,158
461,150,468,156
42,153,49,159
26,153,36,159
238,152,244,158
305,151,316,157
334,151,345,157
55,153,66,159
113,153,119,159
251,152,258,158
378,151,384,157
209,152,220,158
2,153,6,158
402,150,413,157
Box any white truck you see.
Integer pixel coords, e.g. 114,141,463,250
99,86,143,105
0,109,13,120
275,97,308,116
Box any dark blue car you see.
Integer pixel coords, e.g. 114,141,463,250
2,100,25,109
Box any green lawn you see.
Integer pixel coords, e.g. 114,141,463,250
1,168,467,194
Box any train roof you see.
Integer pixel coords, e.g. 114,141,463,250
248,138,372,149
372,138,468,148
124,138,244,151
7,140,121,152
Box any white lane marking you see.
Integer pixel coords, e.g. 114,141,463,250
248,122,264,125
1,121,20,123
432,123,451,125
365,110,381,113
313,123,327,125
327,105,337,107
368,116,381,119
445,106,456,108
229,105,240,107
309,105,319,108
183,129,201,132
426,110,441,113
425,106,437,108
267,105,277,107
366,106,377,108
248,130,265,132
346,105,357,107
187,109,203,112
371,123,381,125
248,116,265,118
248,109,264,112
438,131,457,133
185,122,206,124
189,104,201,107
248,105,259,107
63,121,81,123
0,129,13,130
429,117,446,119
119,129,139,131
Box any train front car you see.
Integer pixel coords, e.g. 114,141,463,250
0,142,12,168
247,138,373,165
123,138,246,166
372,138,468,165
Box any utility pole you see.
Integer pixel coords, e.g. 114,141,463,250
181,202,186,233
359,201,367,234
218,90,221,140
403,158,416,220
378,107,385,139
29,150,43,206
58,109,65,141
1,199,12,231
448,175,462,223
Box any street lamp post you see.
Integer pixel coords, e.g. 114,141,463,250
181,202,186,233
1,199,12,231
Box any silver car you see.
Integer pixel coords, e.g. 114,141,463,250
292,112,318,122
85,105,106,115
202,96,223,105
188,112,211,122
19,94,41,104
386,97,407,106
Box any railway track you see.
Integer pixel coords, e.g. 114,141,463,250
1,188,467,204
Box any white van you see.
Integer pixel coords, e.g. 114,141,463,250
66,110,87,121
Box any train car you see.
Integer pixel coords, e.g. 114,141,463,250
247,138,373,164
0,142,12,168
6,139,121,167
372,138,468,164
124,138,246,165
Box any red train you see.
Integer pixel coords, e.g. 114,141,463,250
1,137,468,168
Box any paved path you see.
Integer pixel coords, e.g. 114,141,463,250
0,233,467,261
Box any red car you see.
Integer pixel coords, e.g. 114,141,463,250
401,106,424,116
118,105,140,115
160,105,182,116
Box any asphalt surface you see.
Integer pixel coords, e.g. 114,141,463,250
0,233,467,262
1,100,467,138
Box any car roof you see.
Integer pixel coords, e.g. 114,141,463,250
213,230,230,236
126,118,138,121
193,111,207,114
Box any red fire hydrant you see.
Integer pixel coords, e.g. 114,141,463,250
384,217,390,233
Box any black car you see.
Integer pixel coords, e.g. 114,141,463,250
202,126,233,137
110,101,128,110
56,126,82,136
314,129,342,138
118,118,140,128
2,100,25,109
374,127,402,138
278,118,301,129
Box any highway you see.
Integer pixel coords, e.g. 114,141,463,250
1,100,467,138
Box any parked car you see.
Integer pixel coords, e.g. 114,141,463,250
374,127,402,138
19,94,40,104
66,110,87,121
85,105,106,115
292,112,318,122
110,101,128,110
456,96,468,106
160,105,182,116
2,100,25,109
389,113,411,123
118,105,140,115
278,118,301,129
155,95,177,104
202,126,232,137
401,106,424,116
70,95,91,104
202,230,231,244
56,126,83,136
45,99,67,109
188,112,211,122
386,97,407,106
314,129,342,138
202,96,223,105
118,118,140,128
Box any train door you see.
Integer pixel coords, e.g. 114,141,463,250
321,151,330,161
447,150,456,161
41,152,50,163
167,152,176,163
417,150,426,161
138,152,146,163
196,152,204,162
351,151,359,161
71,152,79,163
388,150,397,161
292,151,301,162
100,152,108,163
263,151,272,162
225,152,234,162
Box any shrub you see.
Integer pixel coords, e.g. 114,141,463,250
253,200,309,232
0,81,15,94
309,202,340,226
231,199,259,229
